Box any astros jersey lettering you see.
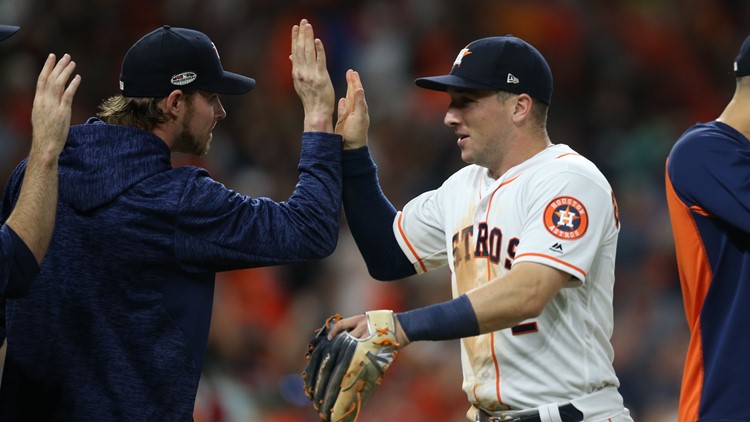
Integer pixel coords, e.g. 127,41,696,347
393,144,623,411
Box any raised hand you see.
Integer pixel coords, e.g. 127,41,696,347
6,53,80,264
336,69,370,150
290,19,335,133
31,53,81,160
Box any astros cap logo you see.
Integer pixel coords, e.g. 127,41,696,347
453,47,472,68
543,196,588,239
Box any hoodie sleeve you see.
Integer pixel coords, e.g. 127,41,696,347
0,160,28,341
174,132,342,272
0,226,39,298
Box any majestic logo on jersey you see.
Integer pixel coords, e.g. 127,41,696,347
453,48,472,68
543,196,588,239
549,243,564,253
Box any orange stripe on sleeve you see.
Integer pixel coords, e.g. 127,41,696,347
555,152,581,159
396,213,428,273
514,252,587,279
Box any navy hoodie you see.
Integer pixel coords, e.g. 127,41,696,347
0,118,342,421
0,224,39,297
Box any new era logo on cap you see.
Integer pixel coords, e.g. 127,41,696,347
415,35,553,105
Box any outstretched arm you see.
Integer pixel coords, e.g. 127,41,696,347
290,19,335,133
337,70,415,280
1,54,80,296
328,262,570,348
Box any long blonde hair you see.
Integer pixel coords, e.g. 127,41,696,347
97,92,196,131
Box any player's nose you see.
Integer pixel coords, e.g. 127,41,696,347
444,108,460,127
215,99,226,121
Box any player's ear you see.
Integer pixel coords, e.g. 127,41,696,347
510,93,533,124
161,89,186,117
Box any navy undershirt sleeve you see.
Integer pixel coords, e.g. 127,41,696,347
342,147,415,280
397,294,480,341
1,225,39,298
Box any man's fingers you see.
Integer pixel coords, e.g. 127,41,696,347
54,60,77,91
314,38,327,70
291,19,308,64
346,70,367,107
48,54,71,83
291,24,299,58
345,69,354,101
61,74,82,106
36,54,56,93
302,22,315,64
337,97,347,119
327,316,371,340
328,318,351,339
354,88,368,112
295,19,310,64
354,70,364,91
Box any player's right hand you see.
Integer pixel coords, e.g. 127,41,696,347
290,19,335,133
336,69,370,150
31,53,81,162
327,311,411,348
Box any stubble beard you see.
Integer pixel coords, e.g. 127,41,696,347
174,106,212,156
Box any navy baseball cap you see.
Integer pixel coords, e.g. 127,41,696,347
415,36,553,105
0,25,19,41
734,35,750,77
119,25,255,97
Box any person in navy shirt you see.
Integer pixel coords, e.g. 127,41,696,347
0,20,342,420
0,25,81,298
666,34,750,421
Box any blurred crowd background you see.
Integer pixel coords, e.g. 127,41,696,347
0,0,748,421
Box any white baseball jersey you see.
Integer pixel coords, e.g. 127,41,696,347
393,144,623,411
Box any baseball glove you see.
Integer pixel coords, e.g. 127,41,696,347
302,310,400,422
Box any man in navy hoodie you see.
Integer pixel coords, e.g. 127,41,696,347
0,20,341,420
0,25,80,298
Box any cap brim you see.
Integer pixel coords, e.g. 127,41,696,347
0,25,20,42
201,71,256,95
415,74,497,92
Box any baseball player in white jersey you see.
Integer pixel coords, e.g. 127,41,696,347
328,35,633,421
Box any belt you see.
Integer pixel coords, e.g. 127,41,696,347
475,404,583,422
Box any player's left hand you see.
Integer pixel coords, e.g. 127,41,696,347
336,69,370,150
290,19,335,133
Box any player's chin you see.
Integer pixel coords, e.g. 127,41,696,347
193,134,212,156
201,137,212,156
459,148,475,164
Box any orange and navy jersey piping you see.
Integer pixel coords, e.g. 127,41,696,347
666,120,750,421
